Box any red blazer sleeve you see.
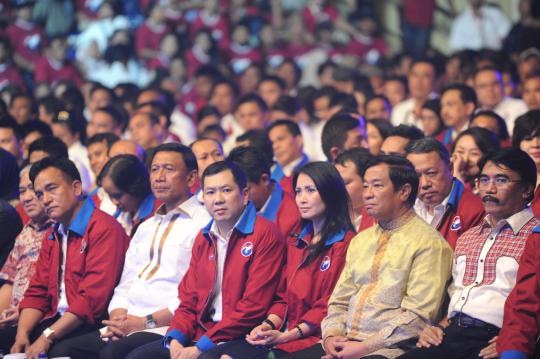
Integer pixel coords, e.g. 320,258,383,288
67,219,129,323
204,225,286,343
267,263,288,324
498,232,540,356
167,233,206,342
19,230,53,313
34,57,48,84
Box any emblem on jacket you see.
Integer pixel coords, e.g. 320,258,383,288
450,216,462,231
320,256,331,271
241,242,253,257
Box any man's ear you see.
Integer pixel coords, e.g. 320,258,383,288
260,173,271,187
242,186,249,205
72,179,83,197
186,170,198,189
329,146,340,161
399,183,412,203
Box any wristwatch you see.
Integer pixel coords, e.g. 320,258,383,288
42,327,55,343
144,314,157,329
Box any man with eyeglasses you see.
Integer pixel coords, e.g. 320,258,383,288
399,148,540,359
406,138,485,249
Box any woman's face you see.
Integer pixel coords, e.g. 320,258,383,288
520,134,540,171
454,135,483,178
420,108,441,137
367,122,384,156
295,173,326,222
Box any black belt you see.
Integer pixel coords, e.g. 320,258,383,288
450,313,500,332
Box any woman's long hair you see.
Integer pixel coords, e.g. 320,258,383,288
293,161,354,265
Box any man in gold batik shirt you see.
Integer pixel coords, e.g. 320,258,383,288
300,155,453,359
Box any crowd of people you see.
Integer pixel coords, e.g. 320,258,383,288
0,0,540,358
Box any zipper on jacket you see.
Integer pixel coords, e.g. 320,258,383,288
198,234,218,331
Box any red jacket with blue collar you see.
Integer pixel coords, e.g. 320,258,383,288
498,226,540,359
436,178,485,249
271,154,309,194
19,198,129,324
164,202,286,352
268,223,355,352
259,181,302,239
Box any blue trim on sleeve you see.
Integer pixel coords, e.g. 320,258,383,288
195,335,217,352
260,182,283,222
162,329,188,348
500,350,529,359
533,225,540,234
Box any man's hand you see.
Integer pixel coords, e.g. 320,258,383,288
322,336,348,357
0,307,19,329
322,339,369,359
10,334,30,354
170,340,201,359
25,335,51,359
245,327,284,346
101,314,145,340
416,325,444,348
479,336,498,359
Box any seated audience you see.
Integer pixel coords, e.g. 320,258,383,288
128,112,162,151
366,119,393,156
235,129,274,166
300,155,452,358
108,140,146,162
87,133,120,180
87,106,125,138
0,166,52,329
380,124,424,156
437,84,477,147
267,120,309,194
58,143,211,359
98,155,158,237
451,127,500,191
399,148,540,359
470,110,511,148
522,72,540,110
406,137,485,249
228,146,301,239
420,99,444,138
322,113,368,162
127,161,286,358
365,95,392,122
0,157,129,357
27,136,68,164
202,162,355,358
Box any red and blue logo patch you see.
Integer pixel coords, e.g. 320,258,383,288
320,256,331,271
450,216,462,231
241,242,253,257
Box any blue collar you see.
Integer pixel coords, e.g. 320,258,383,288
260,182,283,222
271,154,309,182
50,198,95,239
298,222,346,247
443,128,453,145
533,225,540,234
203,201,257,239
138,193,155,221
447,178,465,211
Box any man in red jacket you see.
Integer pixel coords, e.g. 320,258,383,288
127,160,286,359
406,137,485,249
0,156,129,358
228,146,301,239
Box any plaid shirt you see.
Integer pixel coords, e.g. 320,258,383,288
448,207,540,328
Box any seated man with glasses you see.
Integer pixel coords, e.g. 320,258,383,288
398,148,540,359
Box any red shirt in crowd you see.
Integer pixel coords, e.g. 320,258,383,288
227,43,263,75
302,5,338,33
19,199,129,324
0,63,25,91
5,19,46,64
259,182,301,240
135,22,169,61
190,12,230,49
34,56,83,87
164,202,286,353
531,185,540,218
268,225,354,352
498,226,540,358
402,0,437,27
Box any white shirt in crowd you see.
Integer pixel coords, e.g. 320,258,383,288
492,97,528,135
108,194,211,318
414,186,452,228
69,140,94,193
449,5,511,52
391,94,438,130
57,225,69,315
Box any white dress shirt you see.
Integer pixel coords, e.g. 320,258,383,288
108,195,211,316
414,186,452,228
208,220,234,323
69,141,94,193
57,225,69,315
493,97,528,135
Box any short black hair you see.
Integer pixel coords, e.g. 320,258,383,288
271,95,300,116
199,125,226,141
334,147,372,177
234,93,268,113
228,146,271,183
365,94,391,111
478,148,537,202
38,96,65,116
405,137,450,165
363,155,419,207
441,83,478,107
267,119,301,138
471,110,510,141
367,119,393,140
276,58,302,85
131,111,160,125
313,86,338,103
150,143,198,174
28,136,68,159
474,66,502,81
210,78,240,98
197,106,221,123
201,160,247,190
0,116,22,139
452,127,500,155
190,137,224,155
328,92,358,112
512,110,540,148
322,113,364,161
90,84,115,101
98,154,151,198
236,129,274,165
29,156,81,184
258,75,287,91
389,124,424,141
87,132,120,148
20,120,53,139
52,110,84,136
95,105,128,130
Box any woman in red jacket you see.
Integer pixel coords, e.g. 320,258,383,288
202,161,355,359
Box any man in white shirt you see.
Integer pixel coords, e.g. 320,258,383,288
438,84,478,145
391,59,437,130
449,0,511,52
474,67,528,134
59,143,211,359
